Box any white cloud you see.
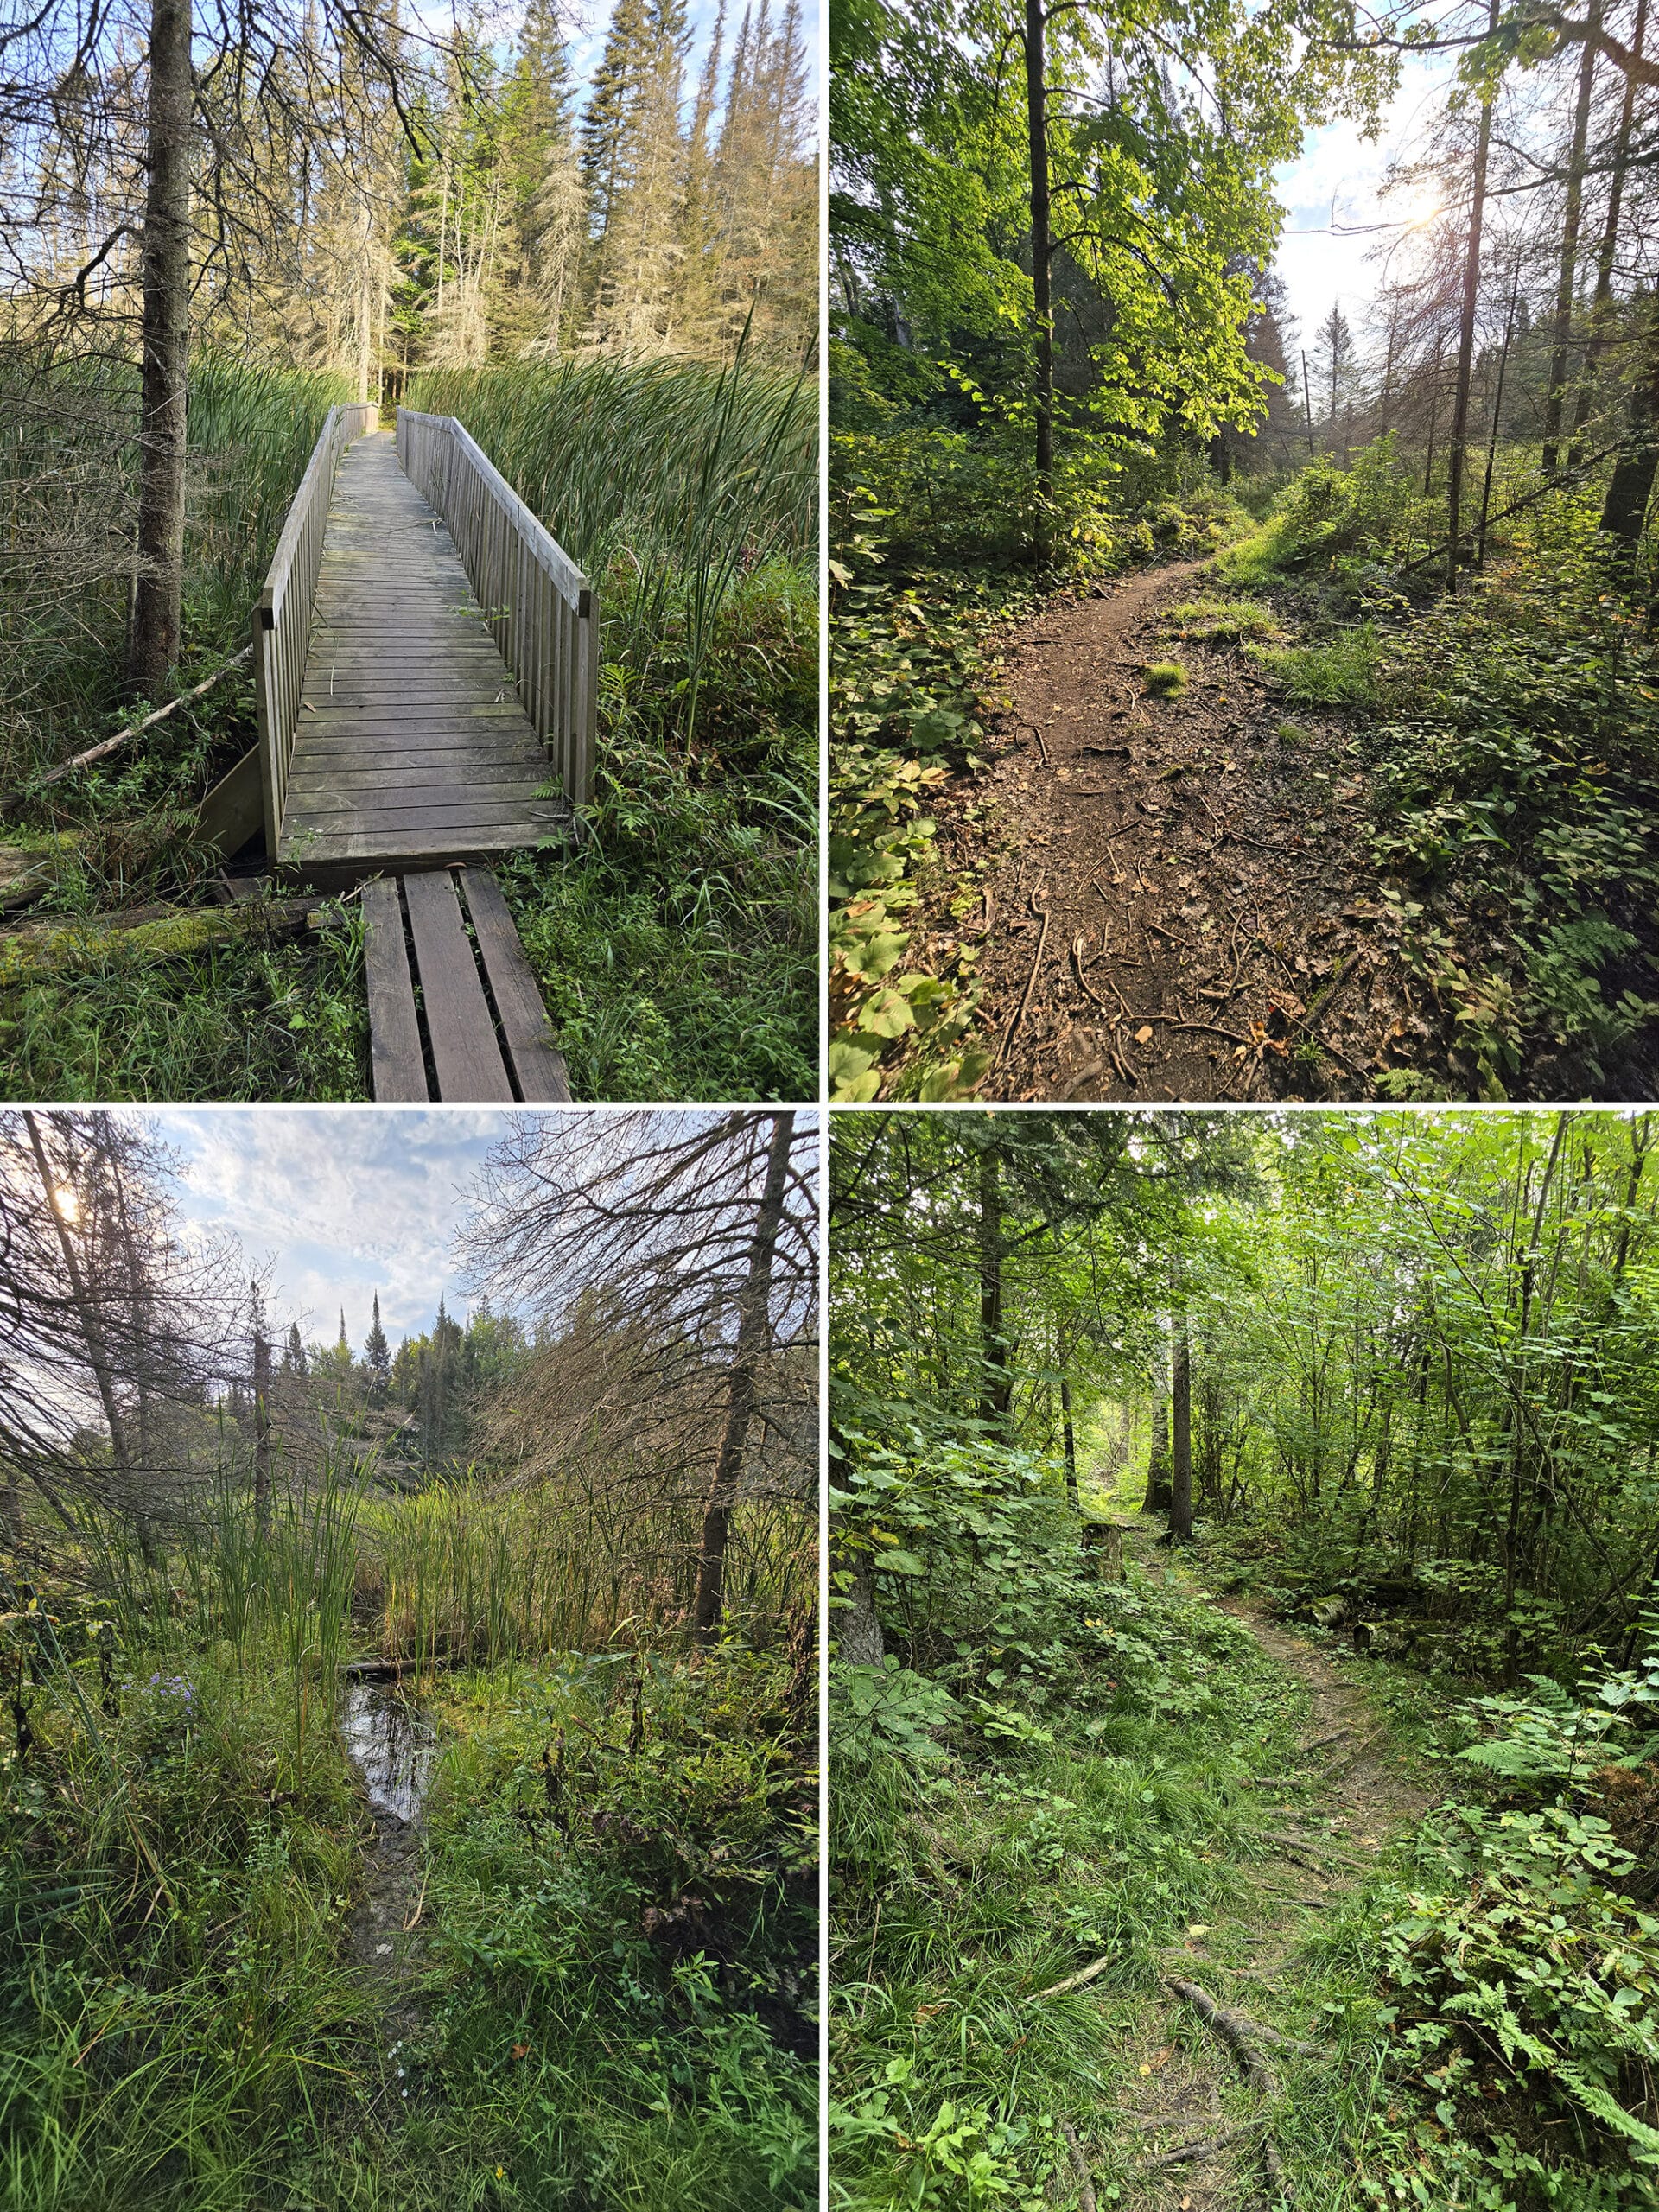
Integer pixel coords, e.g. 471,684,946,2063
143,1109,509,1349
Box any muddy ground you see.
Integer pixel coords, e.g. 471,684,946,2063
946,560,1434,1101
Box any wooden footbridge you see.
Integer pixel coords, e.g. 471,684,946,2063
232,403,598,1100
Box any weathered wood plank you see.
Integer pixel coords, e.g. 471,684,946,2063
285,804,559,841
459,867,569,1101
361,876,429,1100
400,870,512,1100
277,431,563,878
199,746,264,856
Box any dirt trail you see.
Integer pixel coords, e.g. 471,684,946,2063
970,564,1424,1100
1102,1519,1433,2208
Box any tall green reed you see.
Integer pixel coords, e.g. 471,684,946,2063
404,346,815,741
0,347,350,777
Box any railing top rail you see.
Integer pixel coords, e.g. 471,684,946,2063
259,403,371,628
397,408,591,614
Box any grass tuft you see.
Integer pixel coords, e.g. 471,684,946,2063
1161,596,1283,645
1143,658,1190,698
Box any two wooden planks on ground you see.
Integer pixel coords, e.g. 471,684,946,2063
363,866,569,1101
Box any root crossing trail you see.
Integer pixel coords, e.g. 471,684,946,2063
973,564,1423,1100
1106,1519,1432,2209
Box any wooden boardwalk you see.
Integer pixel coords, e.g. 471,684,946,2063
279,431,568,878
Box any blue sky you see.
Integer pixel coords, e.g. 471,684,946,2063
148,1109,508,1354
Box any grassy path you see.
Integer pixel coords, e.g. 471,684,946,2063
1101,1515,1431,2209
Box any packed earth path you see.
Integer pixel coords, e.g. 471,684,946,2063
1101,1516,1433,2209
969,561,1427,1101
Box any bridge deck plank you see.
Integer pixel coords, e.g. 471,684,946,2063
279,431,568,877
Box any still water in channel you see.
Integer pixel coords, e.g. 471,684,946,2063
340,1682,437,1823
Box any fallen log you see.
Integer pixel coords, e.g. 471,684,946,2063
0,896,327,986
340,1656,448,1684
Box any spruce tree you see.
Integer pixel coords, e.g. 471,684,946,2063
364,1292,391,1402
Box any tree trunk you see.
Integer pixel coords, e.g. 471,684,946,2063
692,1112,794,1648
1168,1263,1193,1542
1447,0,1499,591
1478,253,1523,568
977,1145,1013,1433
1142,1332,1172,1513
357,197,374,405
1301,351,1315,454
1572,0,1647,461
1599,292,1659,554
1060,1374,1077,1507
1024,0,1053,500
253,1322,272,1540
130,0,193,689
829,1434,884,1667
1541,0,1601,474
839,1549,885,1667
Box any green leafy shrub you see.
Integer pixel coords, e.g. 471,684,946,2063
1374,1801,1659,2173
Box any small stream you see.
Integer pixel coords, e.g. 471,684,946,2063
340,1681,437,1825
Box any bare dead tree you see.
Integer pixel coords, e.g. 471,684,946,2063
1,0,448,685
460,1110,819,1643
0,1110,252,1555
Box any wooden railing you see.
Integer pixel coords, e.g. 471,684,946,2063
397,408,598,809
252,402,376,850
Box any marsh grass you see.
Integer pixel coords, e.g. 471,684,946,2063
0,351,350,784
0,906,367,1102
2,1463,816,2210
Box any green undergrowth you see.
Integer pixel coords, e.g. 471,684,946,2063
0,357,377,1100
1211,439,1659,1098
832,1437,1659,2209
3,1539,817,2209
408,1648,819,2209
830,1563,1310,2209
1363,503,1659,1100
486,559,817,1100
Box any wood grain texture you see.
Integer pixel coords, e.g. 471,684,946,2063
400,869,513,1099
361,875,429,1100
276,433,569,880
458,867,569,1101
